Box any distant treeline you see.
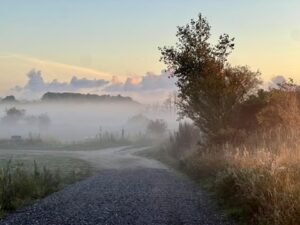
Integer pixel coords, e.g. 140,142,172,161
0,92,138,104
41,92,136,103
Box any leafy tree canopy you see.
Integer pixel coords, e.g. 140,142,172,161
160,14,261,143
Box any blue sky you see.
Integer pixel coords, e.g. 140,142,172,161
0,0,300,94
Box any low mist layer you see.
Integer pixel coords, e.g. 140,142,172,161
0,92,178,142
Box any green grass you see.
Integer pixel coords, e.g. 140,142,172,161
0,136,132,151
0,155,92,217
0,154,92,178
62,139,131,151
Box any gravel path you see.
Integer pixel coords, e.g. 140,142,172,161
0,147,231,225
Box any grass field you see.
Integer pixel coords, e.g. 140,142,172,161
0,150,93,216
0,153,93,178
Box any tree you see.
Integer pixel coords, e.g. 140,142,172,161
159,14,261,144
147,119,167,136
38,113,51,130
169,122,199,158
2,107,26,124
231,89,269,131
2,95,16,103
25,114,51,130
163,92,178,114
257,79,300,129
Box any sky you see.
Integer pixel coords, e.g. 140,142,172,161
1,0,300,100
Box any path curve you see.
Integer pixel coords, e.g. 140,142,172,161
0,147,230,225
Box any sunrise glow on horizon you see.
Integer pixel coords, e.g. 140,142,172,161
1,0,300,95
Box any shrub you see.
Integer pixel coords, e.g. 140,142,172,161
168,122,199,159
147,119,167,137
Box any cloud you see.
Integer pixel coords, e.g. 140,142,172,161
104,71,176,92
12,69,109,96
268,75,286,89
70,76,108,89
0,54,112,80
7,69,177,103
101,71,177,103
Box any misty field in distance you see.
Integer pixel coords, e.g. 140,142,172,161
0,92,178,143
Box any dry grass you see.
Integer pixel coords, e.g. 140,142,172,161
216,147,300,224
183,139,300,224
162,125,300,225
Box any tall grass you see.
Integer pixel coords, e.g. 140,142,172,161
0,160,81,216
163,124,300,225
213,146,300,225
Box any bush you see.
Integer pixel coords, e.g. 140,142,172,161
147,119,167,137
168,122,199,159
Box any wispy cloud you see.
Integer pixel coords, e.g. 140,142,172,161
0,53,112,79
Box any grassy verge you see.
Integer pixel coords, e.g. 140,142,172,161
140,125,300,225
0,138,131,151
61,139,131,151
0,156,92,217
174,146,300,225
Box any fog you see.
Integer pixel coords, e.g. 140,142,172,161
0,101,178,142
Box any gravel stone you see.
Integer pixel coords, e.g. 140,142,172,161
0,168,231,225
